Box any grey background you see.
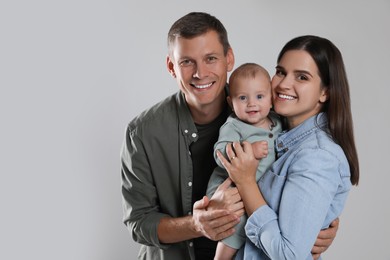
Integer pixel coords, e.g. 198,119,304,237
1,0,389,259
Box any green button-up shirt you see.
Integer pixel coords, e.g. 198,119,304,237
121,92,205,259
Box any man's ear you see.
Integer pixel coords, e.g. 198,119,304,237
166,55,176,78
226,48,235,72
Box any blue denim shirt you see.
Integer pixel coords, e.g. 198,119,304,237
236,113,352,260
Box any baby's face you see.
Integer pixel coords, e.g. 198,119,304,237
229,74,272,127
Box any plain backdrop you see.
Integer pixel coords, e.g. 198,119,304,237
1,0,389,259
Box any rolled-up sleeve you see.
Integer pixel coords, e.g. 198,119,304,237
245,149,342,260
121,126,170,249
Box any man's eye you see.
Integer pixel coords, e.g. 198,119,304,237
207,56,217,62
180,60,193,66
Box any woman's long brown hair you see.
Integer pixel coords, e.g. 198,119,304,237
277,35,359,185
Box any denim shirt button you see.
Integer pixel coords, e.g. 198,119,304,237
277,143,283,148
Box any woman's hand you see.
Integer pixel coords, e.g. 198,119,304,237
216,141,265,216
216,141,259,186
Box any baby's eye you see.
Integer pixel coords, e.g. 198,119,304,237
238,96,247,101
257,95,263,100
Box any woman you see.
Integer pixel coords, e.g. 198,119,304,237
217,35,359,259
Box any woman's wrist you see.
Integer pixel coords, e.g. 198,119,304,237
236,181,266,216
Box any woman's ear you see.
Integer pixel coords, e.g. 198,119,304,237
319,87,329,103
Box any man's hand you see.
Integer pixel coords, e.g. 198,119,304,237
192,195,240,241
311,218,340,259
207,178,244,215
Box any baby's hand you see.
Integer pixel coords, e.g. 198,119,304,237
252,141,268,160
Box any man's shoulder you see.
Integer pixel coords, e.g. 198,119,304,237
128,92,179,131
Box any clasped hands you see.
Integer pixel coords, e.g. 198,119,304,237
191,141,264,241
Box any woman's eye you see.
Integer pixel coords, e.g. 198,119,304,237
275,69,285,76
297,74,308,81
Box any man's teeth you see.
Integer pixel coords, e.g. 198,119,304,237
194,83,212,89
279,94,295,100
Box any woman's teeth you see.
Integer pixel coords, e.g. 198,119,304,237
279,94,295,100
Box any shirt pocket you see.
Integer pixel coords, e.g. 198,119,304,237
259,168,287,212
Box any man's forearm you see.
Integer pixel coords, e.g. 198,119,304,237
157,215,201,244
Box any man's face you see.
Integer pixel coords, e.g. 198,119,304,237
167,30,234,110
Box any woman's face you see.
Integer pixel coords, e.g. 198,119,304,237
271,50,328,129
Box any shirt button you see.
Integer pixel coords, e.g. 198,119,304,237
269,133,273,138
188,211,192,215
188,182,192,187
192,133,197,138
278,143,283,148
184,129,189,134
189,242,193,247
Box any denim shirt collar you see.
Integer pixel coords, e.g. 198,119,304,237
275,113,328,158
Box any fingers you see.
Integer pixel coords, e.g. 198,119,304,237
229,202,245,215
225,143,236,162
239,141,252,153
193,196,209,210
216,177,233,192
230,142,242,158
329,218,340,230
217,150,231,169
203,214,240,241
311,244,328,255
317,220,338,240
313,236,333,248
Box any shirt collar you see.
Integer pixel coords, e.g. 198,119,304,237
176,92,199,143
276,113,328,156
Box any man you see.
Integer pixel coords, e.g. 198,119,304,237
121,12,337,260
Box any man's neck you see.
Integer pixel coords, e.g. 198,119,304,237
189,96,226,125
